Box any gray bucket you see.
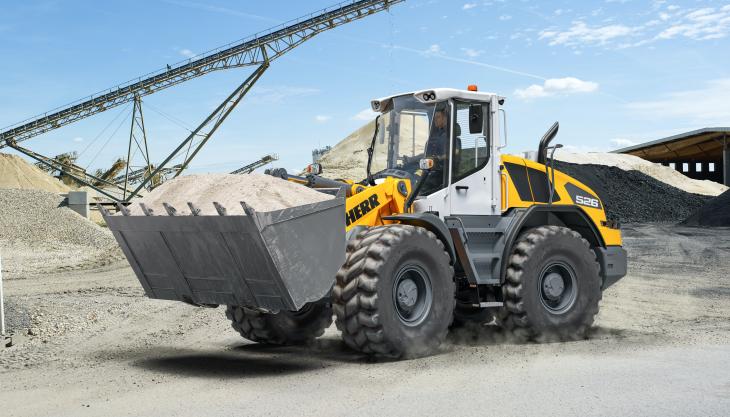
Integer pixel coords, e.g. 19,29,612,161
103,197,345,312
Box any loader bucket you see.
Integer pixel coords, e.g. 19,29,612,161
102,197,345,312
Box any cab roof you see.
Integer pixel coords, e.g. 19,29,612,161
371,88,504,112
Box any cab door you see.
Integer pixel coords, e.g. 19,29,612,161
447,99,498,215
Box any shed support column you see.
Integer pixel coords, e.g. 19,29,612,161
722,138,730,187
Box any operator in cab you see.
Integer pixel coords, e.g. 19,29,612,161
420,106,450,195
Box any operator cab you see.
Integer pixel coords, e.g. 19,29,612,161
368,87,504,216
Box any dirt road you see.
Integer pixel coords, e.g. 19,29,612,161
1,224,729,416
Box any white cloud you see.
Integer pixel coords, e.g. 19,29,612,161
461,48,483,57
178,48,195,58
656,6,730,41
353,108,379,121
499,14,512,21
610,138,638,148
626,78,730,123
462,3,477,10
72,137,84,143
425,44,442,55
539,4,730,49
539,21,634,46
314,115,331,123
514,77,599,100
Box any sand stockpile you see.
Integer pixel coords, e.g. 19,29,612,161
555,151,727,197
681,189,730,227
129,173,333,216
316,120,374,181
0,153,71,193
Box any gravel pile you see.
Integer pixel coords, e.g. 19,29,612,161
129,173,333,216
555,161,711,223
0,189,116,247
681,189,730,227
555,151,727,196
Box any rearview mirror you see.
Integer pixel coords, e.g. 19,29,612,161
469,104,483,134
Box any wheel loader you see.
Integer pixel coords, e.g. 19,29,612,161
103,85,627,358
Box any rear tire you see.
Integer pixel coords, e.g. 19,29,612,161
333,225,455,358
500,225,601,342
225,300,332,345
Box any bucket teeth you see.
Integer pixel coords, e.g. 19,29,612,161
117,202,131,216
97,203,111,217
213,202,228,216
187,202,201,216
162,203,178,216
139,203,154,216
240,201,255,216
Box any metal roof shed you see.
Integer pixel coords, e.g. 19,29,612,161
612,128,730,186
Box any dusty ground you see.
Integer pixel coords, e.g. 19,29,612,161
1,224,729,416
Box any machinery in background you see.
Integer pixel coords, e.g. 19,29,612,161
230,154,278,175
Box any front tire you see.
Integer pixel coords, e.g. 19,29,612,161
333,225,455,358
500,225,602,342
225,300,332,345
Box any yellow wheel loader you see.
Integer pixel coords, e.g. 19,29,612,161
104,86,627,358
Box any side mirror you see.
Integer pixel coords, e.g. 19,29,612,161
306,163,323,175
468,104,483,134
419,158,434,170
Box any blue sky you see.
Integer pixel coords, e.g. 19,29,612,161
1,0,729,174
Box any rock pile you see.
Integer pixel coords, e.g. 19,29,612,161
555,161,711,223
555,151,727,197
681,189,730,227
0,189,114,247
0,189,121,275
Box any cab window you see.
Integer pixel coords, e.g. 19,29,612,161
452,101,489,183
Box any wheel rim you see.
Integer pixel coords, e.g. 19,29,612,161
538,261,578,314
392,264,432,326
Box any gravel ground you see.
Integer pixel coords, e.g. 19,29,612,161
1,224,729,416
555,161,711,223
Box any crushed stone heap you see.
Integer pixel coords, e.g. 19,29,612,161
681,189,730,227
129,173,334,216
556,151,727,196
0,188,116,247
554,161,711,224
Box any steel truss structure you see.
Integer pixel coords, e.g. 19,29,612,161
0,0,402,201
230,154,279,175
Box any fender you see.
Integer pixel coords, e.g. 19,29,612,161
382,213,456,264
500,205,605,283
